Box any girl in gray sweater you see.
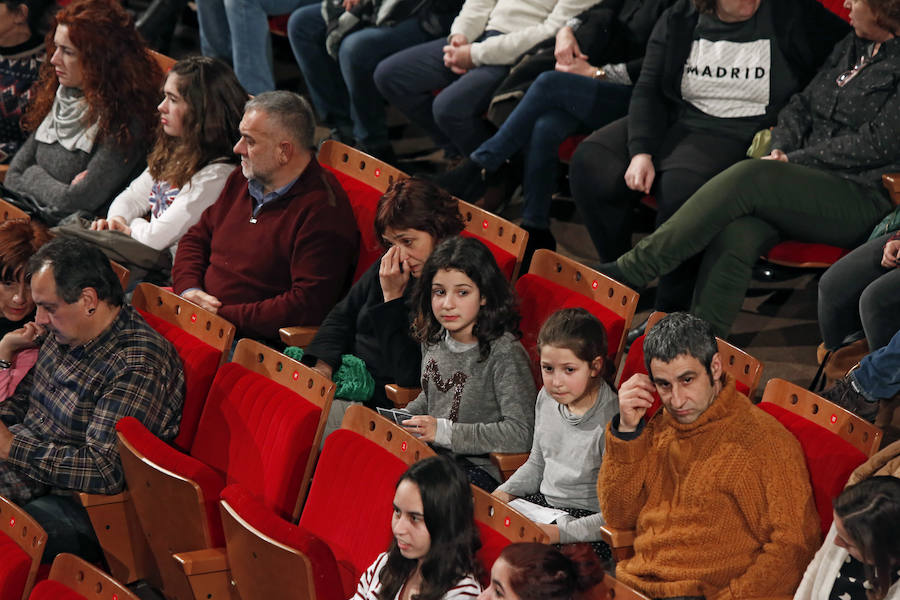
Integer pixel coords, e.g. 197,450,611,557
493,308,617,558
402,236,536,491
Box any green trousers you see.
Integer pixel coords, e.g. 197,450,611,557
618,160,891,336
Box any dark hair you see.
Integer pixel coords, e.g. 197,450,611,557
378,456,481,600
833,476,900,600
868,0,900,33
692,0,716,14
27,237,124,306
0,219,51,283
412,236,520,361
1,0,53,36
537,307,612,384
147,56,247,189
245,91,316,150
497,543,605,600
643,312,719,382
23,0,162,149
374,178,465,248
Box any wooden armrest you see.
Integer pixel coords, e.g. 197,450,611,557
173,547,229,575
600,525,636,562
385,384,420,408
884,173,900,206
78,491,129,507
278,325,319,347
0,165,8,183
489,453,529,482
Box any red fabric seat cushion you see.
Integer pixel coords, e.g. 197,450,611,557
475,523,514,588
0,533,30,600
27,580,87,600
460,231,516,281
189,363,322,521
220,484,344,600
557,134,587,163
757,402,866,534
267,15,289,35
764,241,850,266
324,166,388,283
516,274,625,382
136,309,222,451
299,430,409,597
116,416,228,545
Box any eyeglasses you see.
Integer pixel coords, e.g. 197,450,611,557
835,54,870,87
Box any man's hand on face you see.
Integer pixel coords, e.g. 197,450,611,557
617,373,656,432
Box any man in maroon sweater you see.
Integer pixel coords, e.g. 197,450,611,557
173,91,358,343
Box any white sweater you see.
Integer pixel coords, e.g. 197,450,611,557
794,523,900,600
107,162,236,254
450,0,596,66
352,552,481,599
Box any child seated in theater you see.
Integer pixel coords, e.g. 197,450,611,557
479,542,605,600
492,308,617,558
401,236,535,491
353,455,482,599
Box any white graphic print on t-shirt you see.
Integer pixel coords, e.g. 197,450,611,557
681,38,771,118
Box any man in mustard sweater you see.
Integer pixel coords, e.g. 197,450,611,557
599,312,820,600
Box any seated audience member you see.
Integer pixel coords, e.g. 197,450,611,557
301,178,464,425
479,542,604,600
5,0,162,224
493,308,616,555
0,0,51,164
820,327,900,424
569,0,847,316
373,0,597,159
596,0,900,337
795,476,900,600
0,219,51,400
819,229,900,355
402,237,536,491
90,57,247,257
287,0,462,161
172,91,359,344
599,312,819,599
1,237,184,561
196,0,315,95
437,0,674,249
353,455,482,599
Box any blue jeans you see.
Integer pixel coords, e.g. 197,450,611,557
471,70,632,229
24,494,102,564
852,327,900,400
288,5,433,148
374,33,509,156
197,0,315,95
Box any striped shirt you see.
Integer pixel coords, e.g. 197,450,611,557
353,552,481,600
0,304,185,495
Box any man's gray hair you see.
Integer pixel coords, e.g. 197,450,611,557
245,91,316,150
643,312,719,376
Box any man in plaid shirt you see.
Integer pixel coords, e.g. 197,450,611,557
0,238,184,559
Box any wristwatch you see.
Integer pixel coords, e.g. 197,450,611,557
593,67,607,80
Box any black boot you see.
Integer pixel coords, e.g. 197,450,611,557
432,158,487,202
136,0,188,51
520,225,556,273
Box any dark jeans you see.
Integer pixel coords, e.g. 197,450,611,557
852,327,900,400
374,32,509,156
471,70,632,229
818,232,900,351
24,494,102,564
618,160,890,336
288,5,433,147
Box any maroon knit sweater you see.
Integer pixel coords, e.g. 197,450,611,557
173,159,359,341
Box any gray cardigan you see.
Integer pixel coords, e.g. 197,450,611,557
496,384,618,543
406,332,536,480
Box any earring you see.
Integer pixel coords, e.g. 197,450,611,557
88,308,96,314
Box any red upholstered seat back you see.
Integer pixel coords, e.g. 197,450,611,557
757,402,866,534
0,534,30,600
27,580,86,600
189,362,322,520
460,231,516,281
515,274,625,382
323,166,385,283
298,429,409,597
137,309,222,451
220,484,344,600
475,523,514,587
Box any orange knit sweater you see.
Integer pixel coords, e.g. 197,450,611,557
598,375,821,600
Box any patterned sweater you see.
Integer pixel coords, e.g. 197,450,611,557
599,375,821,600
0,36,43,164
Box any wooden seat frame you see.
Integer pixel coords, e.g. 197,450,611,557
40,553,140,600
458,198,528,281
119,339,334,600
0,495,46,600
79,283,236,585
0,199,28,222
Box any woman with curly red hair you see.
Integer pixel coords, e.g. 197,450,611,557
5,0,162,224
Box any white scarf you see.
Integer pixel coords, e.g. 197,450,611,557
34,85,99,153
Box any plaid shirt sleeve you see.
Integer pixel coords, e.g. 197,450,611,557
0,367,34,426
